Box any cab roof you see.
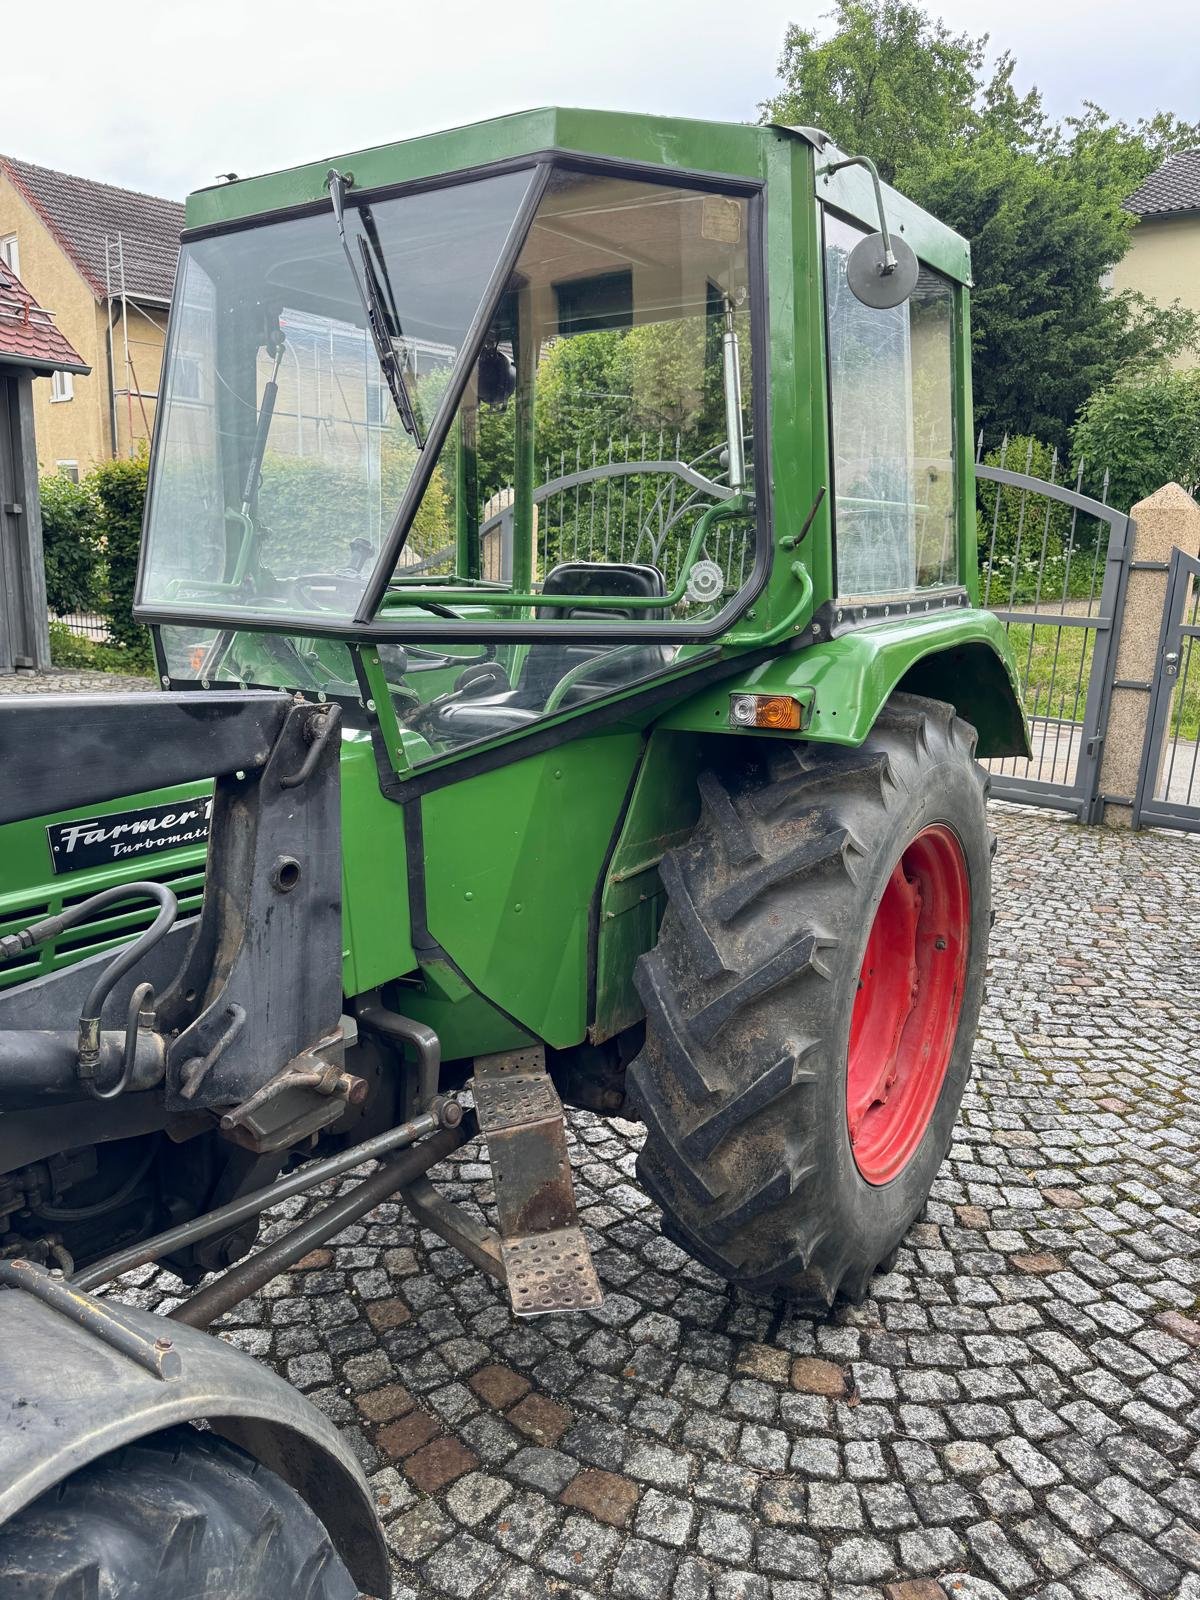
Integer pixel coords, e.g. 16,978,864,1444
184,107,971,286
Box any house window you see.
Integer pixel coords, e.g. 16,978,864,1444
50,369,74,403
56,461,79,484
0,234,18,276
174,353,203,401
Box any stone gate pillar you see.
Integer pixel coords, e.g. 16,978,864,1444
1099,482,1200,827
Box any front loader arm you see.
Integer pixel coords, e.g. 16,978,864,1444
0,691,350,1150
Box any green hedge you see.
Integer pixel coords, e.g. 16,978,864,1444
40,454,153,674
39,473,103,616
1072,367,1200,511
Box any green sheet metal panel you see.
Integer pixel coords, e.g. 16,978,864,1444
182,110,971,291
0,782,210,991
659,610,1029,757
591,731,705,1044
419,727,645,1047
338,735,415,994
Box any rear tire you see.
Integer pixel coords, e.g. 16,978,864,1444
627,692,992,1308
0,1424,358,1599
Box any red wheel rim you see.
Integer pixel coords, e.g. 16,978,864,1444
846,825,970,1185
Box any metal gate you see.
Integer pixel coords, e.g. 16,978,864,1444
976,459,1132,822
1132,547,1200,833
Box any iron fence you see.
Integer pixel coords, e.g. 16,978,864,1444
975,436,1132,820
479,433,751,592
1133,547,1200,832
51,610,111,644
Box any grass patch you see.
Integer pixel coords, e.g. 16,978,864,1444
1005,621,1200,742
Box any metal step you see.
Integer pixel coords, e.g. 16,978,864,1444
471,1047,603,1317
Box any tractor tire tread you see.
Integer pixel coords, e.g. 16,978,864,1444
0,1424,357,1600
627,692,991,1309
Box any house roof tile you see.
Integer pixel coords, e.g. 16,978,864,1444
0,260,89,373
1125,150,1200,218
0,156,184,302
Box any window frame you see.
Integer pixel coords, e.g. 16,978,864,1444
49,368,74,403
820,203,963,608
0,234,18,276
134,152,772,647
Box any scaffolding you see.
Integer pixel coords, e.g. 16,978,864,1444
103,232,159,458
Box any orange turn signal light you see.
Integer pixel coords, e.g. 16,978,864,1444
729,692,804,731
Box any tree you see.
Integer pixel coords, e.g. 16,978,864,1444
760,2,1024,181
905,135,1197,447
1072,369,1200,510
760,1,1200,446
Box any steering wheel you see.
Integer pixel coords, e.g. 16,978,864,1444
288,572,367,612
398,661,512,734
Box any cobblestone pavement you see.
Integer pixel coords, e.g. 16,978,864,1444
0,667,152,694
115,803,1200,1600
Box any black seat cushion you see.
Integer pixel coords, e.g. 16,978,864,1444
428,563,675,741
520,562,671,706
536,561,667,620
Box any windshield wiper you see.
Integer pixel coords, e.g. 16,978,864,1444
326,168,424,446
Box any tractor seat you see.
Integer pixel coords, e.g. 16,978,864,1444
518,562,675,707
434,561,675,742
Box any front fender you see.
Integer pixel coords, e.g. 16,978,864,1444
662,609,1030,758
0,1271,389,1598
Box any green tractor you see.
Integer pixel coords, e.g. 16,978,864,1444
0,110,1026,1596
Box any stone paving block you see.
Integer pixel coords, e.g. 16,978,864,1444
965,1519,1037,1588
637,1488,696,1548
560,1466,640,1528
377,1407,440,1460
539,1512,620,1580
404,1436,479,1493
424,1531,504,1598
611,1536,679,1598
790,1356,851,1397
468,1363,532,1410
506,1392,572,1447
491,1491,563,1558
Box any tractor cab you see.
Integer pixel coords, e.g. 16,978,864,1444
135,111,998,777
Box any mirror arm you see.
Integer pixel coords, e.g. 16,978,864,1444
818,155,897,274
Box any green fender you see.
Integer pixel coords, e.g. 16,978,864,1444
659,609,1030,759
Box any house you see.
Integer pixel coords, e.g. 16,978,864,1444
1112,149,1200,371
0,260,88,672
0,158,184,476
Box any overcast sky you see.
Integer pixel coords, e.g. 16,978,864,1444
5,0,1197,200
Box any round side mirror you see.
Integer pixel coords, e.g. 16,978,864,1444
847,231,919,310
477,344,516,409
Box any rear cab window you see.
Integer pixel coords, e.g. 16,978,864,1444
823,210,959,601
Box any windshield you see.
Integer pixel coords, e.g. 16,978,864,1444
148,163,761,769
140,168,535,622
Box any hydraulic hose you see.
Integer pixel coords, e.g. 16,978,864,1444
0,881,178,1100
31,1143,158,1222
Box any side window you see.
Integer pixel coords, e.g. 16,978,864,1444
823,211,958,598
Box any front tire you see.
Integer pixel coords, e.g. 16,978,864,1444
627,693,992,1308
0,1424,358,1599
